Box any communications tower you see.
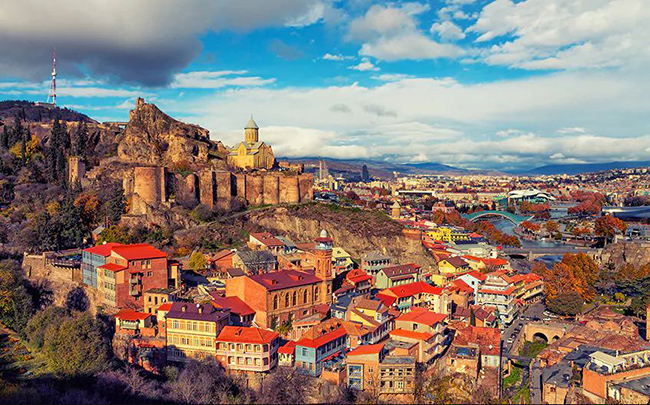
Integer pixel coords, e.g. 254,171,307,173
46,49,57,106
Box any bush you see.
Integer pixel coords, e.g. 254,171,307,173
547,292,583,316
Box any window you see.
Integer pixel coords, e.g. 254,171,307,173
273,295,278,310
255,358,261,366
230,343,235,350
237,344,243,351
285,293,289,307
303,289,308,303
255,345,261,352
147,271,153,277
314,287,319,301
292,291,297,306
246,344,252,352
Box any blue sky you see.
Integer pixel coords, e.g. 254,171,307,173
1,0,649,170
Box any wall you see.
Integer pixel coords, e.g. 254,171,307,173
583,366,650,401
128,166,313,216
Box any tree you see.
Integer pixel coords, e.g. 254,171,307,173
106,183,126,224
71,121,87,156
45,118,69,183
168,359,248,404
258,366,313,404
0,260,34,334
25,306,70,350
66,286,90,312
42,312,112,376
188,252,208,271
545,220,560,234
595,215,627,243
547,292,583,316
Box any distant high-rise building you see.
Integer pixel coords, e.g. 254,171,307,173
361,164,370,182
319,159,328,181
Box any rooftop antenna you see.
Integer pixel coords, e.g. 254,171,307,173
47,48,57,106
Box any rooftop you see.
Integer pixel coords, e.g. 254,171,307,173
249,269,321,292
112,243,167,260
216,326,278,344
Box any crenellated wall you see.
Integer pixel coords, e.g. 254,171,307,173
127,167,313,215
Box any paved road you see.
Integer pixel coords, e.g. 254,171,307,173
530,360,543,404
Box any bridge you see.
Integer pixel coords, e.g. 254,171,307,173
502,246,601,260
522,322,574,344
462,210,533,225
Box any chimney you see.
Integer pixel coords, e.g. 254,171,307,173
181,305,187,312
198,304,203,314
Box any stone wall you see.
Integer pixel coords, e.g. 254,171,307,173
127,166,313,215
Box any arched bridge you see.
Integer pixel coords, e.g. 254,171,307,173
502,246,601,260
462,211,533,225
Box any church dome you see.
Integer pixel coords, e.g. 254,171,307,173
245,116,259,129
319,229,329,238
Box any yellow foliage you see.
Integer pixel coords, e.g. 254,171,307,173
46,201,60,216
9,134,39,160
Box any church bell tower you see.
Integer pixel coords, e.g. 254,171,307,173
314,229,333,305
245,116,259,144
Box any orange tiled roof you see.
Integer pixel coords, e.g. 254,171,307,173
98,263,127,272
116,308,151,321
397,307,447,326
216,326,279,344
390,328,434,341
84,242,123,257
347,342,385,356
111,244,167,260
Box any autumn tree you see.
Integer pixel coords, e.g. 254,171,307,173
188,252,208,271
547,292,583,316
0,259,34,334
595,215,627,244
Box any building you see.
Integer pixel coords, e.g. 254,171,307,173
446,324,501,379
144,288,177,314
476,272,518,326
227,116,275,170
346,343,416,395
375,263,421,290
437,256,471,278
165,302,230,363
81,242,123,288
295,319,349,376
390,307,450,364
582,349,650,403
96,243,170,310
508,189,555,204
427,227,470,243
278,341,296,367
361,251,391,277
114,308,155,335
232,250,277,275
215,326,280,373
344,269,373,295
225,231,334,329
248,232,292,255
210,295,256,326
332,247,354,273
377,281,451,314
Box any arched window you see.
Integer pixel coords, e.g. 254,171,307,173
303,289,308,303
315,286,319,301
292,291,297,306
273,295,278,310
285,293,289,307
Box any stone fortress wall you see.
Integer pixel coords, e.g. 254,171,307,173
125,166,313,216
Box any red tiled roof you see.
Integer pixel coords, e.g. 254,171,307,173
449,279,474,294
380,281,443,299
478,286,516,296
217,326,279,344
453,325,501,356
380,263,421,278
210,249,235,262
397,307,447,326
84,242,123,257
483,258,508,267
464,270,487,281
442,256,469,268
111,244,166,260
115,309,151,321
157,302,173,312
211,296,255,316
296,326,347,349
347,342,385,356
250,232,286,247
278,340,296,355
98,263,127,272
390,328,434,341
249,270,322,291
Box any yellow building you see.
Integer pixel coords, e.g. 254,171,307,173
227,116,275,170
165,302,230,363
427,227,470,243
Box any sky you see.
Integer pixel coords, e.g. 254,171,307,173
1,0,650,171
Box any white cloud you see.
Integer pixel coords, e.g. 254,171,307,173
322,53,353,61
349,60,379,71
371,73,416,81
349,4,463,61
468,0,650,70
430,21,466,41
170,71,276,89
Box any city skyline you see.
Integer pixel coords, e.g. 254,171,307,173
1,0,649,170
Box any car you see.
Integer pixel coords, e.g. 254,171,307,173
510,334,516,339
543,317,551,322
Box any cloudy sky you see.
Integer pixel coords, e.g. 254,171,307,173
1,0,649,170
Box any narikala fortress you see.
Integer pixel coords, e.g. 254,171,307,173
69,98,312,225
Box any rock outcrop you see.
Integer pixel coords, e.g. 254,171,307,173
117,98,227,167
599,241,650,269
246,205,437,269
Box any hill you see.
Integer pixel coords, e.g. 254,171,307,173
526,160,650,175
0,100,94,124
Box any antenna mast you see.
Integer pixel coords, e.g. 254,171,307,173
47,48,57,106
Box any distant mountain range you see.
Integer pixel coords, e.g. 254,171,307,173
525,161,650,175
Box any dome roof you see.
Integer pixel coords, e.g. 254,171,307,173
392,201,401,208
245,116,259,129
319,229,328,238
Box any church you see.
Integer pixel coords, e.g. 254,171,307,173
227,116,275,170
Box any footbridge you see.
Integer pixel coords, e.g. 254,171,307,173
502,246,601,260
462,210,533,225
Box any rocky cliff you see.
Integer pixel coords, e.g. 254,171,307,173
599,241,650,269
117,98,227,168
246,204,437,269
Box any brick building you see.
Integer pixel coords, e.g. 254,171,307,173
346,342,416,395
96,244,170,310
225,230,334,329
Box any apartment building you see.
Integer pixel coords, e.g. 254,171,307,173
215,326,280,373
165,303,230,363
390,307,450,364
346,343,416,394
476,272,518,326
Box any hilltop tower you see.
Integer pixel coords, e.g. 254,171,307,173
314,229,333,305
47,49,57,106
245,116,259,144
